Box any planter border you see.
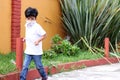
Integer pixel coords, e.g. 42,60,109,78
0,57,119,80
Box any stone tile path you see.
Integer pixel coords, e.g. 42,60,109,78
36,63,120,80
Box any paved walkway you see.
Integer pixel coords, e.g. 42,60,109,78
36,63,120,80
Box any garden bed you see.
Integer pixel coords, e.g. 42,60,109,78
0,57,119,80
0,51,102,75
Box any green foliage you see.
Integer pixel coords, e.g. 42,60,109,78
0,50,102,74
60,40,72,55
59,40,80,56
51,34,62,44
43,35,80,58
51,35,80,56
70,45,80,56
43,50,57,59
0,52,16,74
60,0,120,51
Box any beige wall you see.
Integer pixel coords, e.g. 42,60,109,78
21,0,65,50
0,0,11,53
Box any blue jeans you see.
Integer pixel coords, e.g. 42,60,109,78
20,54,47,80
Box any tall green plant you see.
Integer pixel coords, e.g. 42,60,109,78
60,0,120,51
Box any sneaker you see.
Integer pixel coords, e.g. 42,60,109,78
42,77,48,80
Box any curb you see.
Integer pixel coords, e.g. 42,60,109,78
0,57,119,80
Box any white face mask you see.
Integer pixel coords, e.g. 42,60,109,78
26,20,36,27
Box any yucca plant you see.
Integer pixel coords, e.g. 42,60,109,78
60,0,120,51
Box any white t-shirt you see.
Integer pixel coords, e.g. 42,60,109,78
24,22,46,55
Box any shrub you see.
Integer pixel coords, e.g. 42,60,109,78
51,34,62,44
51,35,80,56
60,0,120,51
43,50,57,59
43,35,80,58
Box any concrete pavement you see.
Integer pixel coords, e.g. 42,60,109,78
36,63,120,80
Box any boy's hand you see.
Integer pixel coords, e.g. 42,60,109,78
34,34,46,46
23,38,26,42
34,40,40,46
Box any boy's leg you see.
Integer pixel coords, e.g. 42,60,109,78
20,54,32,80
33,55,47,80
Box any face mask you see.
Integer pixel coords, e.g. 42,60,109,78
26,20,36,27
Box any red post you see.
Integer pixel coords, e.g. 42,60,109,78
16,38,23,71
104,38,109,58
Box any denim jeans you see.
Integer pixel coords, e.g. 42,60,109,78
20,54,47,80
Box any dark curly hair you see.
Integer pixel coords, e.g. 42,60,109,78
25,7,38,18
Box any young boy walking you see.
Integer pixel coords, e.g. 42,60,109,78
20,7,47,80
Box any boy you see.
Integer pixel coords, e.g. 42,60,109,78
20,7,47,80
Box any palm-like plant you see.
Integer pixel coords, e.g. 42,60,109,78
60,0,120,51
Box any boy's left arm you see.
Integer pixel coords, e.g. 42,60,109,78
34,34,46,46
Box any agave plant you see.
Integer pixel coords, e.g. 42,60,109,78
60,0,120,51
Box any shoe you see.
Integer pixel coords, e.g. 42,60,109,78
42,77,48,80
